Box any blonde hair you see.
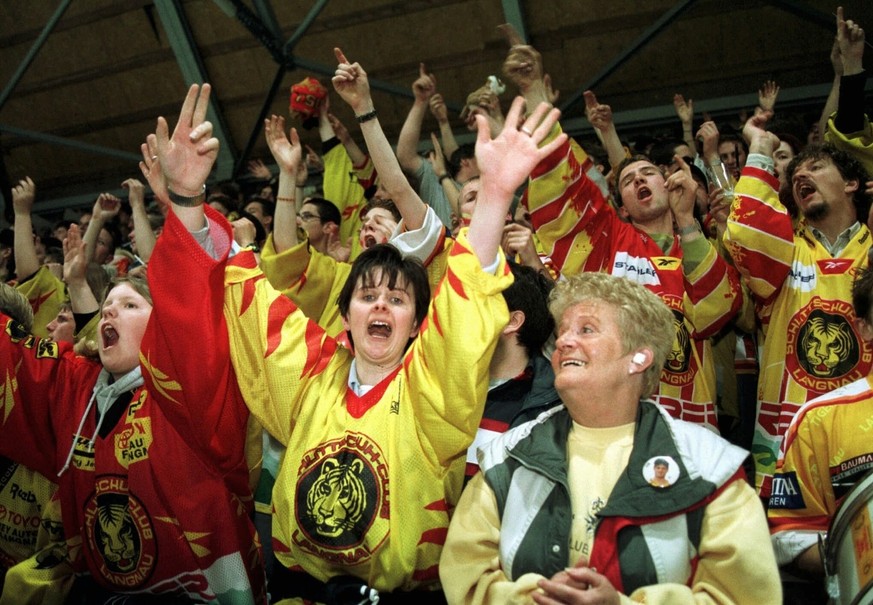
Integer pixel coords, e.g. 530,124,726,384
549,272,674,397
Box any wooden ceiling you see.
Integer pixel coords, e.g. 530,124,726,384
0,0,869,220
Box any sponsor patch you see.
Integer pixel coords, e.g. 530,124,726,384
768,471,806,509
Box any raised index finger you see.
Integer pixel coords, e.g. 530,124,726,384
497,23,525,47
334,47,349,65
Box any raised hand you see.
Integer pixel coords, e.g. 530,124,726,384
246,158,272,180
758,80,780,114
665,155,698,224
742,111,779,156
696,120,721,162
429,132,448,176
412,62,436,102
123,178,146,210
499,23,544,94
475,96,566,201
584,90,614,133
62,223,87,285
92,193,122,222
836,6,865,75
429,93,448,123
673,93,694,125
332,48,372,115
264,114,302,176
11,177,36,216
154,83,219,197
327,113,351,144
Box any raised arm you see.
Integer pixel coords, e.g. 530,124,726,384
82,193,120,264
584,91,626,171
673,94,696,154
11,177,40,280
141,84,219,234
833,6,866,134
818,39,843,143
395,62,435,174
124,178,156,263
264,114,303,253
499,24,555,113
333,48,427,230
61,224,99,315
468,97,566,267
429,93,459,158
430,132,460,218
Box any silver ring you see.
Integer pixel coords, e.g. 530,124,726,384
151,155,158,161
520,127,533,137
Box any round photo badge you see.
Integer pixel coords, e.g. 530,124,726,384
643,455,679,488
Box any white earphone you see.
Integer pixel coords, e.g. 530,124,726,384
632,352,646,365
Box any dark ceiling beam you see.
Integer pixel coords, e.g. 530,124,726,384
761,0,832,28
0,123,141,162
559,0,698,118
212,0,284,63
0,0,73,112
0,2,152,47
284,0,331,53
253,0,283,40
154,0,237,180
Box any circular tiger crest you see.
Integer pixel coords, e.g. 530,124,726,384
294,433,389,560
82,475,156,587
786,297,870,393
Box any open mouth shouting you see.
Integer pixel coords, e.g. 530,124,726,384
101,324,119,349
635,185,653,202
367,321,392,339
794,180,816,204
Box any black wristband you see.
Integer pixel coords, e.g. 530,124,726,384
168,185,206,207
355,109,378,123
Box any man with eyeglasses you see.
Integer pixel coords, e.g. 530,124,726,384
296,197,342,256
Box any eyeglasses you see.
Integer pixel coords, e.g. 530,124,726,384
297,211,321,222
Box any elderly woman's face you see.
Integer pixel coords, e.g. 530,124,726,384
551,300,632,400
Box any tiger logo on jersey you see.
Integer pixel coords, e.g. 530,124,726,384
83,476,156,587
307,457,368,539
294,432,389,563
786,297,872,393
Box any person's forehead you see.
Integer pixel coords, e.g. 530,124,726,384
794,155,834,171
300,201,319,213
620,160,658,180
356,268,410,290
365,207,393,220
461,179,480,195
